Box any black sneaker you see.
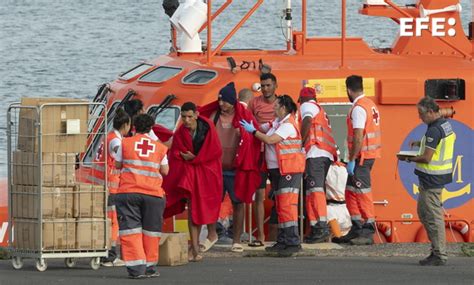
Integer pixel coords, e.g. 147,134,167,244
279,244,302,255
265,242,286,253
305,231,330,244
419,254,446,266
128,274,147,279
332,226,360,244
349,236,374,245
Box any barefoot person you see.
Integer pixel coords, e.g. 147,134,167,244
163,102,223,261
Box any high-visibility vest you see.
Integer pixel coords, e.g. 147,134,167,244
347,97,382,160
302,101,337,159
105,131,121,194
415,131,456,175
275,114,306,175
118,134,167,197
89,141,106,185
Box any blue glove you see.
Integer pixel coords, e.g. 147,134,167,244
239,119,256,133
346,160,355,175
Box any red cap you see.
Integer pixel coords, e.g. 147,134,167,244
299,87,316,98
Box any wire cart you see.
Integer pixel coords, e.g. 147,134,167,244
7,100,108,271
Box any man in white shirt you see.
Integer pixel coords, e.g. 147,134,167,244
299,87,338,243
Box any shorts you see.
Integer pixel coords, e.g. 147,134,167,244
223,170,241,204
258,171,269,189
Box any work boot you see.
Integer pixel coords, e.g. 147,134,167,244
265,242,286,253
419,254,447,266
279,244,302,256
350,222,375,245
304,222,331,244
332,221,362,244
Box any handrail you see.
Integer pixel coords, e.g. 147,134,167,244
384,0,471,59
340,0,346,68
210,0,264,59
199,0,232,33
302,0,307,55
207,0,212,63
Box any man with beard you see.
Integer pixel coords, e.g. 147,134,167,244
334,75,382,245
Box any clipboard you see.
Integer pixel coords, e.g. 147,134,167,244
397,150,418,157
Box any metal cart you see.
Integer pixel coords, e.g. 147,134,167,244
7,101,108,271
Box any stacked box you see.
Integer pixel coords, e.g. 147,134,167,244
18,98,88,153
42,219,76,250
12,152,76,186
11,98,95,251
73,183,106,218
75,218,107,249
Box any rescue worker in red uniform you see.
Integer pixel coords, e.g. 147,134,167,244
298,87,338,243
334,75,382,245
115,114,169,279
240,95,305,254
100,108,131,266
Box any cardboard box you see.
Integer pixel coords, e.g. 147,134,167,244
158,233,188,266
42,219,76,250
11,185,37,219
73,183,106,218
13,220,39,250
42,186,74,218
18,97,89,153
12,151,76,186
75,218,107,249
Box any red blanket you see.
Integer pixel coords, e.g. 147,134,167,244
162,116,223,225
199,101,262,203
152,124,174,142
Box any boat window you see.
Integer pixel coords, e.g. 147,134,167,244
148,106,180,131
119,63,153,80
425,79,465,101
83,101,120,165
88,103,105,133
321,103,352,161
182,70,217,85
139,66,182,83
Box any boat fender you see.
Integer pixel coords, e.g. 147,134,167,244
415,221,470,243
376,222,399,243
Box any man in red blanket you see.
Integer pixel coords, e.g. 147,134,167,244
199,82,262,252
163,102,223,262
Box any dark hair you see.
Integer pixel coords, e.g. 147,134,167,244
277,94,297,114
181,101,197,113
113,108,130,130
345,75,363,93
260,73,277,84
124,99,144,118
134,114,154,134
417,97,440,113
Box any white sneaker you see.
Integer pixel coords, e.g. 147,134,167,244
102,258,125,267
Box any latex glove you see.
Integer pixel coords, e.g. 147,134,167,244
346,160,355,175
239,119,256,133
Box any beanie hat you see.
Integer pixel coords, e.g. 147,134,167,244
218,82,237,105
299,87,316,98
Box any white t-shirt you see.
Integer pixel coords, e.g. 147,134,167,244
265,114,298,169
300,100,334,161
350,95,367,129
116,133,168,165
108,129,123,161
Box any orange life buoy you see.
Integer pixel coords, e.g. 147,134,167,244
415,221,470,243
376,222,399,243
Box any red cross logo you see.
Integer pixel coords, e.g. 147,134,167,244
135,138,155,157
372,107,380,125
95,142,104,161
